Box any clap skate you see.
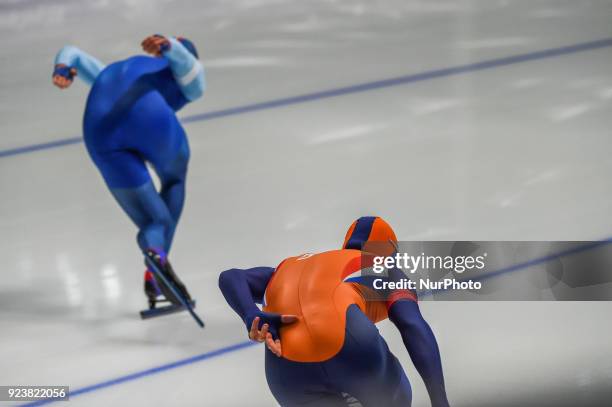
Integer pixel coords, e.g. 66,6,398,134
139,250,204,328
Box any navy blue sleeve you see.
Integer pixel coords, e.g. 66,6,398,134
219,266,292,340
218,266,274,320
388,300,450,407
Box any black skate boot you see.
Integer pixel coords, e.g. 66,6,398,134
140,249,204,327
144,249,192,306
144,269,164,309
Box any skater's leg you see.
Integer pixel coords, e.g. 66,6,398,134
110,182,174,253
136,116,190,252
325,305,413,407
264,349,347,407
156,138,190,251
159,136,189,221
90,147,175,253
109,178,192,304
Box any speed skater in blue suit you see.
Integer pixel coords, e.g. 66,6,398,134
52,34,206,307
219,216,451,407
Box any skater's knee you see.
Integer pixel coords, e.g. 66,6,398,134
160,143,190,183
177,140,190,163
159,168,187,190
161,174,186,191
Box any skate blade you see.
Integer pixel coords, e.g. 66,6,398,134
140,300,196,320
144,252,205,328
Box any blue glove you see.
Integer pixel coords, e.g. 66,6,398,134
153,34,171,53
52,65,75,80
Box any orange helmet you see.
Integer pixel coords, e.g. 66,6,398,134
342,216,397,253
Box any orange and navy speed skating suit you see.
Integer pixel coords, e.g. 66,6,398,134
219,216,450,407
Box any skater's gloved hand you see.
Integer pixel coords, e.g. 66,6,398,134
52,64,77,89
141,34,170,57
246,311,297,357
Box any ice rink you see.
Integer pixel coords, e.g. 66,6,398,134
1,0,612,406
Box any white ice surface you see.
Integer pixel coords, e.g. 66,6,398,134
1,0,612,406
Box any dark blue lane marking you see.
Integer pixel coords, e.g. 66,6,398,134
0,136,81,159
19,236,612,406
3,36,612,160
20,340,257,407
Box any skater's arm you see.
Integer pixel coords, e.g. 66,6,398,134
388,300,450,407
219,266,273,310
218,267,296,352
163,38,205,101
218,266,276,327
53,46,105,87
141,35,205,101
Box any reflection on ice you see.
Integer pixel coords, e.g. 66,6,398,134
101,264,121,303
307,123,386,145
57,253,82,307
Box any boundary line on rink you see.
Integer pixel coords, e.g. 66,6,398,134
19,237,612,406
2,36,612,159
19,340,258,406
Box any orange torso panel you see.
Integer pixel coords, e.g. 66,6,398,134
263,250,387,362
